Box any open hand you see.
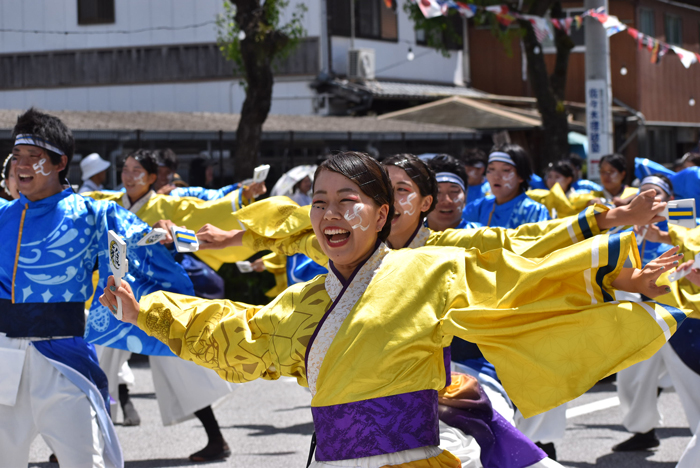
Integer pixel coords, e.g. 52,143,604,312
637,246,684,297
98,276,140,325
197,224,242,250
242,181,267,200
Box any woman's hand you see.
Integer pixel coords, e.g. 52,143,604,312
612,246,683,298
197,224,244,250
640,223,672,244
151,219,178,244
596,190,666,230
674,259,700,287
242,181,267,200
251,258,266,272
98,276,140,325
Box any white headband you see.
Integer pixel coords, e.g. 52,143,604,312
435,172,466,192
14,134,65,156
488,151,515,167
640,175,672,196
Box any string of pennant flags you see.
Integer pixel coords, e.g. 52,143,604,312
412,0,700,69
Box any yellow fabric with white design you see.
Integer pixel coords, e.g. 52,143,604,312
84,190,255,270
137,231,691,418
233,195,608,267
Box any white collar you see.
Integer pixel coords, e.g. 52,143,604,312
122,190,154,213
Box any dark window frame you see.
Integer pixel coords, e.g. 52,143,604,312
639,8,655,37
328,0,398,42
77,0,115,26
664,13,682,46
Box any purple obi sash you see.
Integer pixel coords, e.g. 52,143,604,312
311,389,440,461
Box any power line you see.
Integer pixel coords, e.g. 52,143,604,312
0,21,217,35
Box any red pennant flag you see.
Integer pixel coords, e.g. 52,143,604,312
551,18,562,30
651,41,660,63
564,17,573,35
647,37,654,51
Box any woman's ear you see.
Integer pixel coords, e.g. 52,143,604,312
376,204,389,232
148,173,158,186
420,195,433,213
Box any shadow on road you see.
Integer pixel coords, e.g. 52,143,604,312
574,423,691,439
125,458,206,467
275,405,311,412
561,451,677,467
222,422,315,436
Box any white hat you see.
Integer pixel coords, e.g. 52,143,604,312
80,153,111,181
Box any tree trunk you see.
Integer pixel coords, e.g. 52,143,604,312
232,0,289,179
518,1,573,168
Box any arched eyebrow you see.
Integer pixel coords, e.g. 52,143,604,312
313,187,360,196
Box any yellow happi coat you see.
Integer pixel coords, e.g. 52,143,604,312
232,195,609,270
84,190,255,270
138,233,690,421
649,224,700,319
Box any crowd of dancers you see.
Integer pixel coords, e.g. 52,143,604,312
2,108,700,468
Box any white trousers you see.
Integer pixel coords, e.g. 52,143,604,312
515,404,568,445
0,341,107,468
618,342,700,435
96,346,236,426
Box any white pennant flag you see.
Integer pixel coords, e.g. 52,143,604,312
672,46,698,69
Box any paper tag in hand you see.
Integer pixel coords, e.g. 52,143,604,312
253,164,270,183
661,199,697,229
668,252,700,282
108,230,128,321
236,261,253,273
170,226,199,253
137,228,168,247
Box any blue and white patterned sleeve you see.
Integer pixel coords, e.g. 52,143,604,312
169,184,239,201
84,199,195,356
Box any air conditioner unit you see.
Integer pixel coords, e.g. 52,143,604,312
348,49,375,80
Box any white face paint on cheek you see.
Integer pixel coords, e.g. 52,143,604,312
133,172,147,186
398,192,418,215
344,204,370,231
502,172,516,189
32,158,52,176
610,173,621,183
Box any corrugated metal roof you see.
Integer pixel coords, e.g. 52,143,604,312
360,80,488,100
0,109,476,135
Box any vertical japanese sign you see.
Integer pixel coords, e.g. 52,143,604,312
585,79,612,181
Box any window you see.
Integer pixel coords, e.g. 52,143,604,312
541,9,585,52
328,0,398,41
78,0,115,25
665,14,682,46
639,9,655,36
415,12,464,50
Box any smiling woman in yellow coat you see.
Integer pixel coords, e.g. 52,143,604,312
101,152,689,468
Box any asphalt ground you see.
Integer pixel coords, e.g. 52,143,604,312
28,360,692,467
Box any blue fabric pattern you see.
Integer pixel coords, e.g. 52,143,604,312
528,174,547,190
635,157,675,180
571,179,602,192
670,167,700,208
462,193,550,229
286,253,327,286
0,189,193,356
466,180,491,204
169,184,239,201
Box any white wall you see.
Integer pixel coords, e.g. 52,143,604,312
329,2,460,84
0,0,319,53
0,78,318,115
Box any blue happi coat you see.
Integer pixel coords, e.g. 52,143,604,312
462,192,550,229
0,189,193,356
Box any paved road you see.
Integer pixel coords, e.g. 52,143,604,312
29,360,692,467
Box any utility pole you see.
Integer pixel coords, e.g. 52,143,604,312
584,0,613,182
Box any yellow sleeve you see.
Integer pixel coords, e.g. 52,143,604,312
153,192,257,270
426,204,608,258
441,232,692,417
668,225,698,250
242,230,328,266
526,183,577,218
137,280,325,385
261,252,290,298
